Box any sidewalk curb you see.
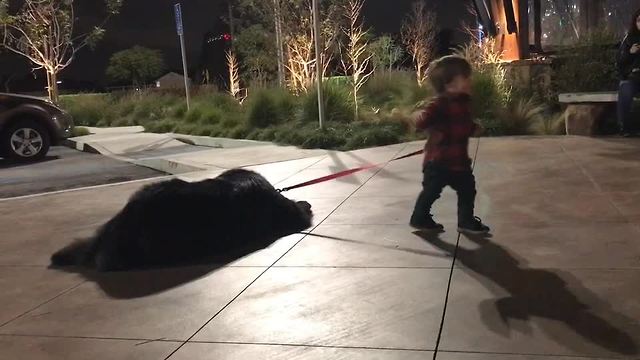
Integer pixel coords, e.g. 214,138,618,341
84,125,145,135
62,130,325,176
63,137,206,175
168,133,271,149
62,138,100,154
132,157,210,175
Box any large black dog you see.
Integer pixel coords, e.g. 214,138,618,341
51,169,313,272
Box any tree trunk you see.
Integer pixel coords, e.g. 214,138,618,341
416,62,423,87
273,0,285,88
353,84,358,121
46,70,59,104
533,0,542,52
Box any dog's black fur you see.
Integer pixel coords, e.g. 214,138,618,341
51,169,313,272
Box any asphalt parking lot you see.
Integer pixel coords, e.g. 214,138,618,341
0,146,164,199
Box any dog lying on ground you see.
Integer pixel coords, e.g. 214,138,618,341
51,169,313,272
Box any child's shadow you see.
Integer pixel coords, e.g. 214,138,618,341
415,231,639,356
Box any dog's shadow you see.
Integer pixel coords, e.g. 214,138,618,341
50,239,277,300
414,230,640,356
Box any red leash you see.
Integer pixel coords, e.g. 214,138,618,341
277,149,424,193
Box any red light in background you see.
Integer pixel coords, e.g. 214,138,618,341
223,33,232,41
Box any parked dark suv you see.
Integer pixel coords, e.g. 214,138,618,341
0,93,74,161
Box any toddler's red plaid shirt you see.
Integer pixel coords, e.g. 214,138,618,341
415,93,477,171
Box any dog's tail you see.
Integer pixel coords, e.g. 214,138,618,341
50,240,94,267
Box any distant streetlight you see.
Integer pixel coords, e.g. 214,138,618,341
312,0,325,130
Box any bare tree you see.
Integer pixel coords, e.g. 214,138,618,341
318,2,344,77
286,36,314,93
283,1,315,93
340,0,373,120
282,0,343,94
226,49,246,104
0,0,122,103
229,0,343,92
401,1,437,87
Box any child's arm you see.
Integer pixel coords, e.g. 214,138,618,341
414,99,441,132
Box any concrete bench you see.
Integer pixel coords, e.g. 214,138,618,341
558,92,618,136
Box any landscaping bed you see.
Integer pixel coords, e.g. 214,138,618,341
60,70,565,151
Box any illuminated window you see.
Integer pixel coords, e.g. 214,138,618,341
530,0,638,47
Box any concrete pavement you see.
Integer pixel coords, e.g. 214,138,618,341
0,136,639,359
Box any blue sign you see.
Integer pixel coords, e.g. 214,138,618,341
174,3,183,35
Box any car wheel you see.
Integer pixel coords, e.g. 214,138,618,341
1,119,51,161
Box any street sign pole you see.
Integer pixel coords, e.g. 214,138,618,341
312,0,325,130
174,3,191,110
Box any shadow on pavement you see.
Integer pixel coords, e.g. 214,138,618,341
303,231,451,258
415,230,639,356
342,150,409,181
0,155,59,169
49,239,278,300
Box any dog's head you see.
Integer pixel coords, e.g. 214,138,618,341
262,198,314,240
272,199,314,236
296,201,313,218
294,200,314,229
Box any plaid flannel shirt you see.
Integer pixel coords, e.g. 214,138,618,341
415,93,477,171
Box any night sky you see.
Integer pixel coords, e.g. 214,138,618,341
1,0,472,88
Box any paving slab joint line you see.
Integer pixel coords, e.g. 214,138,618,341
269,155,330,189
557,141,640,237
432,138,481,360
186,339,435,353
163,144,411,360
436,349,625,360
0,145,407,359
0,280,87,329
431,234,461,360
0,333,182,343
162,153,333,360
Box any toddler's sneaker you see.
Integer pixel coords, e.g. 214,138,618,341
410,214,444,232
458,216,490,235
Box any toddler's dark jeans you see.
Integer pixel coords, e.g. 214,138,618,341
411,162,476,225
